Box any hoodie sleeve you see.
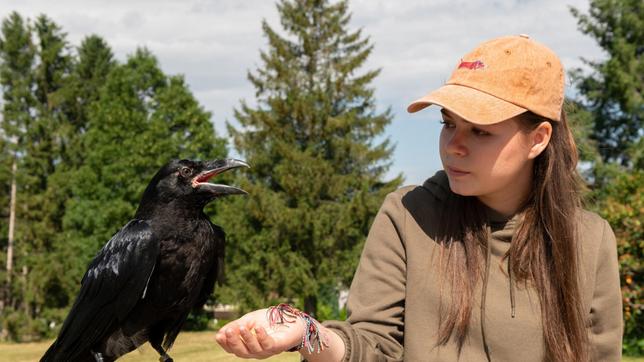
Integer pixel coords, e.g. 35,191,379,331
588,219,623,361
323,192,406,362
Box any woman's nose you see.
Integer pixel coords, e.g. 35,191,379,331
445,129,468,157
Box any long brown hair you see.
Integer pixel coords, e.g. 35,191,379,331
435,110,588,361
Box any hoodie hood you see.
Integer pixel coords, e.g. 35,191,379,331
421,170,451,203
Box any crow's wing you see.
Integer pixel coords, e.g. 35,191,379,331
161,222,225,351
195,223,226,307
41,219,159,362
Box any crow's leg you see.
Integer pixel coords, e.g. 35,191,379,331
150,344,173,362
91,350,116,362
149,335,173,362
91,350,104,362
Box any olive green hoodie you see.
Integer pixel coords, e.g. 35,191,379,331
324,171,622,361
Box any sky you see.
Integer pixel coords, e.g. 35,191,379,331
0,0,604,185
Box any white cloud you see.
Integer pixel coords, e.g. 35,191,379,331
1,0,603,184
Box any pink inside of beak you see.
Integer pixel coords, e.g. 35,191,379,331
192,169,220,187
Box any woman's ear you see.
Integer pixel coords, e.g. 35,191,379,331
528,121,552,159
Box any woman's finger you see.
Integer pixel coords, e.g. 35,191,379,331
215,328,233,353
239,325,264,355
225,325,253,357
255,326,276,351
215,328,233,354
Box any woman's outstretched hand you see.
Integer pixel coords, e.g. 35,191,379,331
215,308,304,359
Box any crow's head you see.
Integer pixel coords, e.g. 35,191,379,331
137,159,249,215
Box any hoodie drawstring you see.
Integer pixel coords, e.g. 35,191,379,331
481,228,516,362
508,253,516,318
480,235,492,362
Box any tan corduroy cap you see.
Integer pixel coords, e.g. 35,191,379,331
407,34,564,124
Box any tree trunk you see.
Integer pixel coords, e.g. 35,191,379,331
5,159,16,308
304,295,317,318
22,265,28,315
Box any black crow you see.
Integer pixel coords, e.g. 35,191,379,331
41,158,249,362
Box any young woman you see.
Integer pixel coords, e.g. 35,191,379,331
215,35,623,362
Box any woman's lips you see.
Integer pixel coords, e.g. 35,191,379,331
446,166,470,177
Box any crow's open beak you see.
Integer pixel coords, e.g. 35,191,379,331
192,159,249,196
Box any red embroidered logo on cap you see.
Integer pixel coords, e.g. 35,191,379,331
458,59,485,70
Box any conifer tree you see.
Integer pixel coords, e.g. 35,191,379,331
0,12,37,315
21,15,75,319
64,34,116,160
44,35,116,312
219,0,401,316
0,15,78,337
0,132,12,318
570,0,642,167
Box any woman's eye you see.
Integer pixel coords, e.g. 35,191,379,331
473,128,491,136
440,120,455,128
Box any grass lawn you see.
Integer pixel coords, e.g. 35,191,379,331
0,331,300,362
1,332,642,361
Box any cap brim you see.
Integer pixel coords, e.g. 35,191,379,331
407,84,527,125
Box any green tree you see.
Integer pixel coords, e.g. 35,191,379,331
0,130,12,314
22,15,75,324
594,170,643,355
41,35,116,318
219,0,401,316
0,12,37,319
0,13,79,339
569,0,642,167
570,0,643,355
64,34,116,162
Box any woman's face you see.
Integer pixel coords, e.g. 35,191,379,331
439,109,538,211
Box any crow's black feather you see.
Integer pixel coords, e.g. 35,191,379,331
41,159,247,362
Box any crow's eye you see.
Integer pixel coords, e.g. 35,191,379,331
180,167,192,178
